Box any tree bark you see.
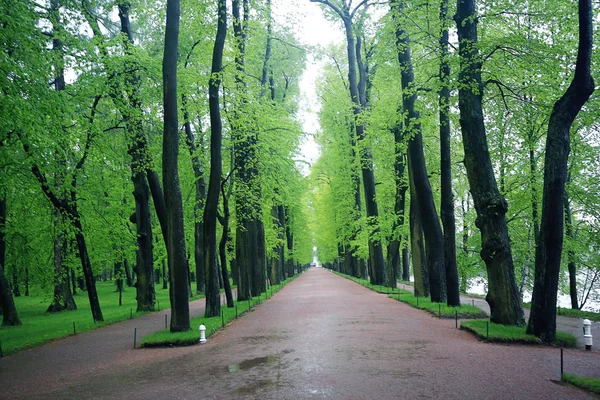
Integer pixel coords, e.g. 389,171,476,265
348,19,386,286
455,0,524,325
182,97,207,295
0,193,21,326
285,208,295,278
204,0,227,318
47,3,76,313
163,0,190,331
48,210,76,312
409,168,428,297
393,0,446,302
219,184,234,308
527,0,593,340
438,0,460,306
564,191,579,309
386,120,408,288
401,246,410,281
232,0,262,300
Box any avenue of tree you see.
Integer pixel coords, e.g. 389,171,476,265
0,0,598,345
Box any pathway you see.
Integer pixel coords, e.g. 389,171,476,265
1,268,598,399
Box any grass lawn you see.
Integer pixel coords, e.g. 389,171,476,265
333,270,486,319
562,373,600,394
522,303,600,322
391,292,487,319
140,274,299,348
0,282,202,356
461,319,577,347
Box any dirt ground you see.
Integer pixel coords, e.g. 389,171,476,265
1,268,598,399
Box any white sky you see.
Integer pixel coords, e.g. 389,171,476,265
272,0,345,174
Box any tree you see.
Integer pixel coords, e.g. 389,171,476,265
437,0,460,306
310,0,386,285
162,0,190,331
204,0,227,318
455,0,524,325
81,0,159,313
526,0,594,342
391,0,446,302
0,191,22,326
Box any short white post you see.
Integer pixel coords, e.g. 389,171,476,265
199,324,207,344
583,319,593,351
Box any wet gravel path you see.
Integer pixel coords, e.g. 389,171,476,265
1,268,598,399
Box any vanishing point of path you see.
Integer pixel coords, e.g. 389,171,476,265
1,268,599,399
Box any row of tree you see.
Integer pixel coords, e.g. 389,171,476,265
308,0,597,342
0,0,313,332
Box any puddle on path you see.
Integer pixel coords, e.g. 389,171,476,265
227,355,278,372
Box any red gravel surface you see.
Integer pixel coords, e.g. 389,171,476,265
1,268,598,399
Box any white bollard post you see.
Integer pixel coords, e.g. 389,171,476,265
583,319,593,351
199,324,207,344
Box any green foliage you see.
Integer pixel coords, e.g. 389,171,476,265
562,373,600,394
461,319,577,347
0,282,201,356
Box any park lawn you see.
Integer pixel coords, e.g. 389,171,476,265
333,270,486,319
562,373,600,394
391,292,487,319
0,282,202,356
522,302,600,322
140,275,298,348
461,319,577,347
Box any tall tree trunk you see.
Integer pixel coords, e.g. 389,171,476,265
48,212,76,312
232,0,261,300
108,2,157,312
204,0,227,318
401,246,409,281
256,220,267,293
219,185,234,308
564,191,579,309
270,204,283,286
527,0,593,341
387,123,408,287
182,96,207,295
131,172,155,312
455,0,524,325
409,170,428,297
311,1,385,284
0,193,21,326
47,3,76,313
72,215,103,322
285,208,295,277
349,20,386,286
438,0,460,306
124,257,133,287
393,0,446,302
163,0,190,331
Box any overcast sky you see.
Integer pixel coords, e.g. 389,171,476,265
272,0,345,173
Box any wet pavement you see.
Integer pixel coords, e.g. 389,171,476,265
1,268,599,399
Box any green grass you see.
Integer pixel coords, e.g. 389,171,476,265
562,373,600,394
522,303,600,322
0,282,202,356
461,319,578,347
391,292,488,319
333,271,486,319
140,275,299,348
